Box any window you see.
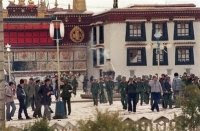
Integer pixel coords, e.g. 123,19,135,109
129,24,141,37
93,50,97,67
127,48,146,66
99,25,104,43
126,22,146,41
152,22,168,41
177,23,189,36
175,46,194,65
93,27,97,44
153,47,168,65
155,24,163,36
174,21,194,40
99,48,104,65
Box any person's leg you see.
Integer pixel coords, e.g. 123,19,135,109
121,94,125,109
140,92,143,106
21,100,29,118
124,95,128,110
133,94,137,112
63,100,67,116
24,107,30,118
168,93,173,109
162,93,167,109
43,105,47,119
107,91,112,105
18,100,23,119
110,92,113,105
96,94,98,106
6,102,11,121
67,98,71,115
151,93,155,111
155,93,160,112
10,101,16,118
127,94,132,112
31,96,35,111
38,104,42,117
43,105,51,120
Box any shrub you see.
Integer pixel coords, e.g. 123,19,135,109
23,119,53,131
175,85,200,131
77,109,138,131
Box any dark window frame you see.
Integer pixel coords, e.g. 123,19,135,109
127,47,147,66
99,25,104,44
152,22,168,41
174,21,194,40
175,46,194,65
99,48,104,65
125,22,146,41
153,47,168,66
93,27,97,45
93,50,97,67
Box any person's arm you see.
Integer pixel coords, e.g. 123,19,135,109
159,82,163,94
5,87,12,97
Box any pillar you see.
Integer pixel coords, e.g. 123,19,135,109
0,0,5,129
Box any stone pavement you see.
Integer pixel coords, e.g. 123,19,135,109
6,92,182,129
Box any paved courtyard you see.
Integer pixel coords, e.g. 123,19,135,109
6,91,182,128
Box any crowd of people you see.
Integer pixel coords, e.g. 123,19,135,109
5,73,79,121
4,72,200,121
90,72,200,113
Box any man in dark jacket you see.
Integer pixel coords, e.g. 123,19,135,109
105,76,115,105
72,75,78,96
162,77,173,109
33,80,42,118
39,78,54,120
91,78,100,106
126,78,138,113
118,76,128,110
61,78,73,116
17,79,31,120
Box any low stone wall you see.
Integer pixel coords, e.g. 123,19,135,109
7,116,199,131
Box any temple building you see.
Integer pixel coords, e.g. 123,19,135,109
3,0,200,79
88,3,200,78
3,0,92,78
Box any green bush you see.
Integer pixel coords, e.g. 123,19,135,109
77,109,138,131
23,119,53,131
175,85,200,131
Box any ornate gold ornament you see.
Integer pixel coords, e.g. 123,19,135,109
70,26,85,43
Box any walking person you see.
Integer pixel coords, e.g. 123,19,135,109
172,73,184,108
61,78,73,116
27,78,35,111
162,77,173,109
17,79,31,120
33,80,42,118
72,75,78,96
105,76,115,105
137,77,145,105
91,78,100,106
99,77,107,103
5,82,16,121
126,78,138,113
82,75,89,93
149,76,163,112
118,76,128,110
39,78,54,120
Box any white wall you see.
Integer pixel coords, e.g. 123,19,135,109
88,20,200,78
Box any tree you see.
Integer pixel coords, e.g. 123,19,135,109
175,85,200,131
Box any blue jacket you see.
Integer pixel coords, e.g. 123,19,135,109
16,84,26,101
39,84,54,105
